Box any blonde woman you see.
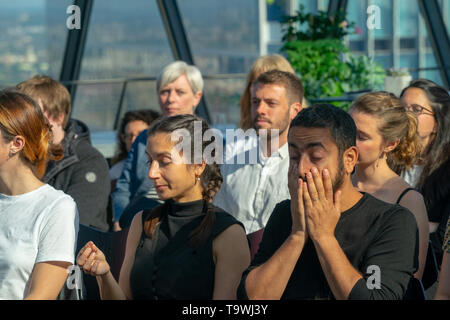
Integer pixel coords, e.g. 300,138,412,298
350,92,429,280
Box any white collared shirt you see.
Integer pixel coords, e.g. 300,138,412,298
213,135,290,234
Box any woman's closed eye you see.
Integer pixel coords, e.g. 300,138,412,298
357,132,369,141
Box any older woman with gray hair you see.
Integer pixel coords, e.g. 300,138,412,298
157,61,203,116
112,61,204,231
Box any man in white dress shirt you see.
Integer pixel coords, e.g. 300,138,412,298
214,70,304,235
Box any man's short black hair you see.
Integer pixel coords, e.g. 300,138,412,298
290,103,356,157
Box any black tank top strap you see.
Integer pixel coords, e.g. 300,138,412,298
396,187,417,204
211,209,245,239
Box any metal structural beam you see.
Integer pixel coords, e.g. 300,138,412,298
60,0,94,114
327,0,348,16
156,0,211,124
418,0,450,88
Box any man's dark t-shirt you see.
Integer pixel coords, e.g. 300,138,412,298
238,193,419,300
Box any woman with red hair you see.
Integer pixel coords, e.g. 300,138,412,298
0,90,78,299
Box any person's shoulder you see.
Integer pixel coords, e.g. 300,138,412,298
274,198,291,210
212,206,240,223
136,129,148,142
398,188,425,208
210,205,246,232
110,159,125,178
42,184,76,204
37,185,77,216
268,199,291,220
74,136,106,160
362,193,417,228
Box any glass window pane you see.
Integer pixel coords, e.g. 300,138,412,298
421,53,445,87
440,0,450,35
71,83,123,132
318,0,330,11
399,53,418,79
374,54,393,69
122,80,160,115
178,0,259,75
74,0,174,153
397,0,419,38
371,0,393,38
299,0,318,14
418,12,445,87
203,76,246,128
0,0,70,86
79,0,173,80
267,1,285,21
347,0,366,41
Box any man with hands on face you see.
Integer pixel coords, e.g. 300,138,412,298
238,104,419,300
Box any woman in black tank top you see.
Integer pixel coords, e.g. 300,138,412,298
349,92,429,281
76,115,250,299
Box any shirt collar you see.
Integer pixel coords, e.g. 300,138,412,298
257,139,289,160
278,142,289,159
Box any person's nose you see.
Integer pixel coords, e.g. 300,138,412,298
130,134,138,145
254,101,268,117
298,156,313,179
167,90,177,103
148,160,160,180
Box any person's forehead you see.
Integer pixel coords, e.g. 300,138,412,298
288,126,335,149
146,133,174,152
402,87,430,105
166,74,191,89
252,82,286,97
125,120,146,131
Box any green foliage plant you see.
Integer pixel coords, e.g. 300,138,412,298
280,5,385,109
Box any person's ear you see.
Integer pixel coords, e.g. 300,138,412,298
9,135,25,156
56,113,66,127
193,90,203,108
343,146,358,175
194,161,207,178
289,102,302,120
383,139,400,154
47,112,65,128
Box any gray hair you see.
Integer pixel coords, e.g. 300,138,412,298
156,61,204,94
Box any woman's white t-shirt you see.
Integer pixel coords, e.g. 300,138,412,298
0,184,79,300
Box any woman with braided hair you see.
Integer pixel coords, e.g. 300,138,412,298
349,91,429,281
77,114,250,299
0,90,79,299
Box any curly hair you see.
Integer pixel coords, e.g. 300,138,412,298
350,91,421,170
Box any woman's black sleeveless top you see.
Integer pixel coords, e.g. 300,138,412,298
129,199,243,299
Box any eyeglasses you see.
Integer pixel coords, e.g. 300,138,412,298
405,104,434,116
